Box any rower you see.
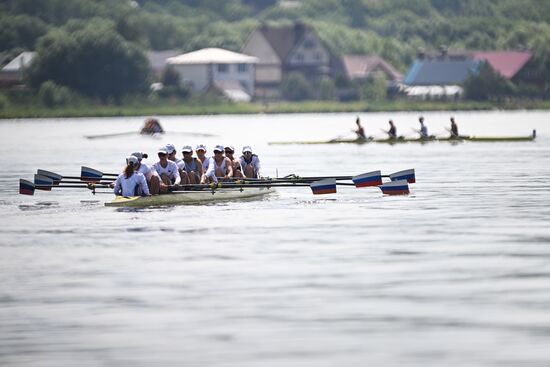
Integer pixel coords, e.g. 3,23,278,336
165,143,182,166
386,120,397,139
449,117,459,138
224,145,243,178
354,116,366,140
239,146,261,178
153,146,181,193
130,152,160,195
140,117,164,135
204,145,233,184
178,145,203,184
113,156,150,197
195,144,209,184
417,116,428,138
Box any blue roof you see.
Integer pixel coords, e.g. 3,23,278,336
404,59,480,85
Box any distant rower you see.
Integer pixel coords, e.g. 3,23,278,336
354,116,366,140
418,116,428,138
140,117,164,135
450,117,459,138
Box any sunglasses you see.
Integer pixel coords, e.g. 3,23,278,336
182,151,192,154
158,153,167,157
224,150,233,153
214,151,223,154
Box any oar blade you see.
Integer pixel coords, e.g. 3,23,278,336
37,169,63,183
389,169,415,183
81,166,104,182
379,179,410,195
352,170,382,187
19,179,35,195
34,174,54,190
310,178,337,195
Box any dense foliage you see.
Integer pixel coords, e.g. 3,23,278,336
1,0,550,100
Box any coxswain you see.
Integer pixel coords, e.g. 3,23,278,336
450,117,459,138
113,156,150,197
130,152,160,195
204,145,233,184
224,145,243,178
239,146,261,178
418,116,428,138
386,120,397,139
178,145,203,184
153,146,181,193
354,116,366,140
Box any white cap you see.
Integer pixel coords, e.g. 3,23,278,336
224,145,234,152
242,146,252,153
196,144,206,151
165,143,176,154
182,145,193,153
213,145,224,153
157,146,169,154
131,152,144,161
126,156,139,165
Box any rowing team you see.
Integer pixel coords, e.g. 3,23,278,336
354,116,459,140
113,144,261,197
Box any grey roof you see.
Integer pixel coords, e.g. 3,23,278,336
257,23,309,61
404,59,480,85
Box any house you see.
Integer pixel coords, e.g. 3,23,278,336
241,22,337,100
402,49,534,99
341,55,402,84
471,51,532,80
0,51,36,87
166,48,258,102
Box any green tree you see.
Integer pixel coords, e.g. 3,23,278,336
361,75,387,101
463,62,514,101
281,72,315,101
318,78,336,100
0,15,49,51
38,80,72,107
27,21,150,101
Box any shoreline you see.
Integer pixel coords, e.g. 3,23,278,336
2,100,550,119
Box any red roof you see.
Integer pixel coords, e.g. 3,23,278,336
472,51,532,79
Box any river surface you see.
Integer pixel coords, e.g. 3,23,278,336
1,111,550,367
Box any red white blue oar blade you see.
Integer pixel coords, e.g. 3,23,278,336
310,178,337,195
352,170,382,187
81,166,103,182
19,179,35,195
36,169,62,183
34,174,54,190
379,179,410,195
389,169,415,183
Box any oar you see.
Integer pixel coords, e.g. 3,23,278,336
34,174,112,188
81,166,118,182
279,169,415,185
19,179,110,195
84,131,139,140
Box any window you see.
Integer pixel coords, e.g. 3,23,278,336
314,52,322,61
217,64,228,73
295,53,304,62
238,63,248,73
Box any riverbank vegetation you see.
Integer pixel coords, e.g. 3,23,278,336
1,0,550,118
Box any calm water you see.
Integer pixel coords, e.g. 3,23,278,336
1,111,550,367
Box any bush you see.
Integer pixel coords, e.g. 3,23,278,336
281,72,315,101
0,94,9,110
38,80,72,107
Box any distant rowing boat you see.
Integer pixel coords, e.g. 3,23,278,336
269,130,536,145
84,131,216,139
105,187,273,207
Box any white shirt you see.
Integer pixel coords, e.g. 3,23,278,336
153,160,181,185
239,154,261,178
136,163,157,181
113,172,150,197
199,156,210,172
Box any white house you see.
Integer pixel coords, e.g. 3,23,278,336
167,48,258,102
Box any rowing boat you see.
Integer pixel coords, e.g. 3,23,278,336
269,131,536,145
105,187,273,207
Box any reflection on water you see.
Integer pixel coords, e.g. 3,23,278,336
1,111,550,366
